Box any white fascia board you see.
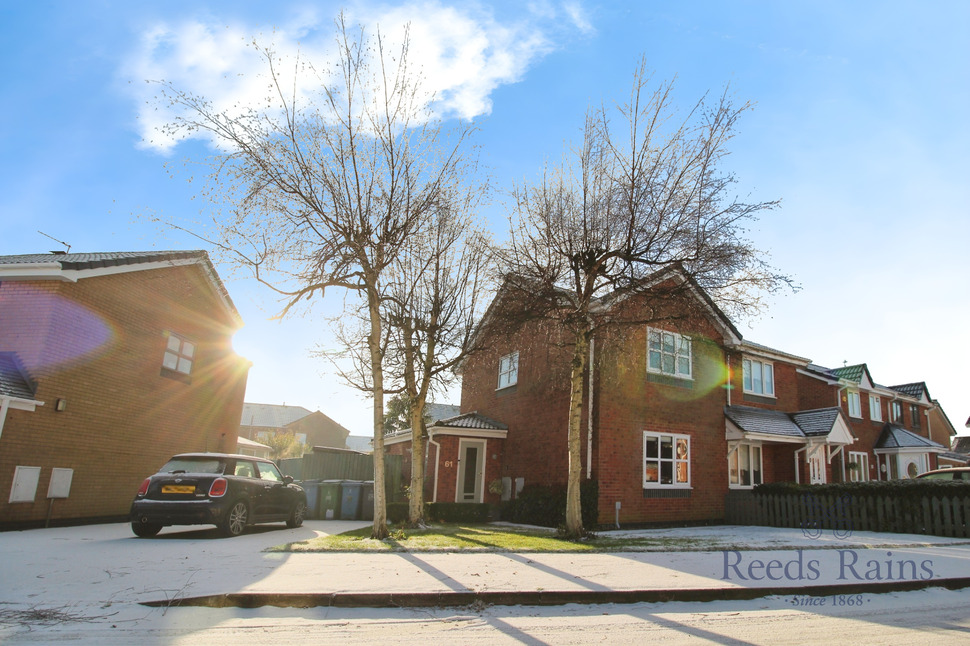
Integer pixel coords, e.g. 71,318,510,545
0,263,77,282
796,368,839,385
874,446,946,455
824,416,855,445
427,427,509,440
739,343,811,366
2,396,44,412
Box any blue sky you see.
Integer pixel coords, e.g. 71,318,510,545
2,1,968,438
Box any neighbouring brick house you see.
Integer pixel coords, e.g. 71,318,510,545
0,251,250,528
239,403,350,453
384,270,956,527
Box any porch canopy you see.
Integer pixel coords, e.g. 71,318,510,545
725,405,854,483
0,352,44,440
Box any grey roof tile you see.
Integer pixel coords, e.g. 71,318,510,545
790,408,843,437
725,406,804,438
0,250,205,269
434,412,508,431
875,424,944,450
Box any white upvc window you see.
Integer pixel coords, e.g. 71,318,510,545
647,329,692,379
848,451,869,482
728,443,763,488
847,390,862,418
497,351,519,389
891,400,903,423
869,395,882,421
643,432,691,488
742,358,775,397
163,333,195,375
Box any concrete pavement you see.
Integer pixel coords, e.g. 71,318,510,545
3,521,970,613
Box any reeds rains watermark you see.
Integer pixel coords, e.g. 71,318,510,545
722,493,935,583
720,549,935,582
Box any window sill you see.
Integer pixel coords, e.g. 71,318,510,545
642,487,692,499
160,367,192,384
495,384,517,393
646,372,694,389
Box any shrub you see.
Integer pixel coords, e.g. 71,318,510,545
500,481,599,528
427,502,490,523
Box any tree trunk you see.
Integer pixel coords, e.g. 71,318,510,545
367,282,389,540
408,409,427,526
564,328,588,539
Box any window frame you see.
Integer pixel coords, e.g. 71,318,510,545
742,358,775,397
846,390,862,418
643,431,691,489
848,451,869,482
162,332,195,376
891,400,903,423
497,351,519,390
910,404,921,430
728,443,763,489
647,328,693,380
869,394,882,422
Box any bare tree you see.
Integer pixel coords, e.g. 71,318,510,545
500,62,792,539
152,16,479,539
382,207,493,526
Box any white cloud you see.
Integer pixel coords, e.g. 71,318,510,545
124,1,589,152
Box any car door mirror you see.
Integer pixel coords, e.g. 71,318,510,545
282,475,293,485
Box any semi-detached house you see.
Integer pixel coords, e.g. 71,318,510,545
385,271,955,526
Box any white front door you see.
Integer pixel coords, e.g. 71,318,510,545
456,439,486,503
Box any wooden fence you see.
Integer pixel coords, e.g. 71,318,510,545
725,490,970,538
279,449,403,498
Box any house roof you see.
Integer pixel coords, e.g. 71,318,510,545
875,424,945,450
240,403,313,428
740,340,811,365
951,436,970,454
0,352,36,401
790,408,843,437
725,406,804,438
888,382,930,400
433,412,508,431
830,363,868,383
0,250,240,325
236,436,271,450
725,405,849,441
938,451,970,465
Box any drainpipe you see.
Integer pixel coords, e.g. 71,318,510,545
586,337,594,480
794,446,805,484
726,355,732,407
428,429,442,503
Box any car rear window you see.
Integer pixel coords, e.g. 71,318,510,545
159,458,225,474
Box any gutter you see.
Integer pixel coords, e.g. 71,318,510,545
587,338,594,479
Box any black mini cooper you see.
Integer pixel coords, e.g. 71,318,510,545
130,453,307,537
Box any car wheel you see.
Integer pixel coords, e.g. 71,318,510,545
286,500,307,528
131,520,162,538
220,500,249,537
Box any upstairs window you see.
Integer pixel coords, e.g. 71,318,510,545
163,333,195,375
847,391,862,418
497,351,519,389
647,329,692,379
643,432,690,488
891,401,903,423
869,395,882,421
910,404,921,430
742,359,775,397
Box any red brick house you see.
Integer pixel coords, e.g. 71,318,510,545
385,275,953,526
0,251,250,528
239,403,351,452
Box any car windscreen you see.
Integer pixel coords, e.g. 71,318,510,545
158,458,225,475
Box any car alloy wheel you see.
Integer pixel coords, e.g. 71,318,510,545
221,500,249,537
286,501,306,528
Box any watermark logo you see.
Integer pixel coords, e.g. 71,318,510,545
799,493,853,540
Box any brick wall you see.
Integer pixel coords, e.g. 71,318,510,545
0,264,249,527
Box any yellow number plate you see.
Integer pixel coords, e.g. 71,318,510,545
162,485,196,494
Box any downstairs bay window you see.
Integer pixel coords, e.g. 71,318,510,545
643,432,690,488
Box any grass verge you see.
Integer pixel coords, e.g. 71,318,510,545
269,523,706,553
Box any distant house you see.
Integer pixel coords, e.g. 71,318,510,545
0,251,249,528
239,403,350,451
236,436,272,459
345,436,373,453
